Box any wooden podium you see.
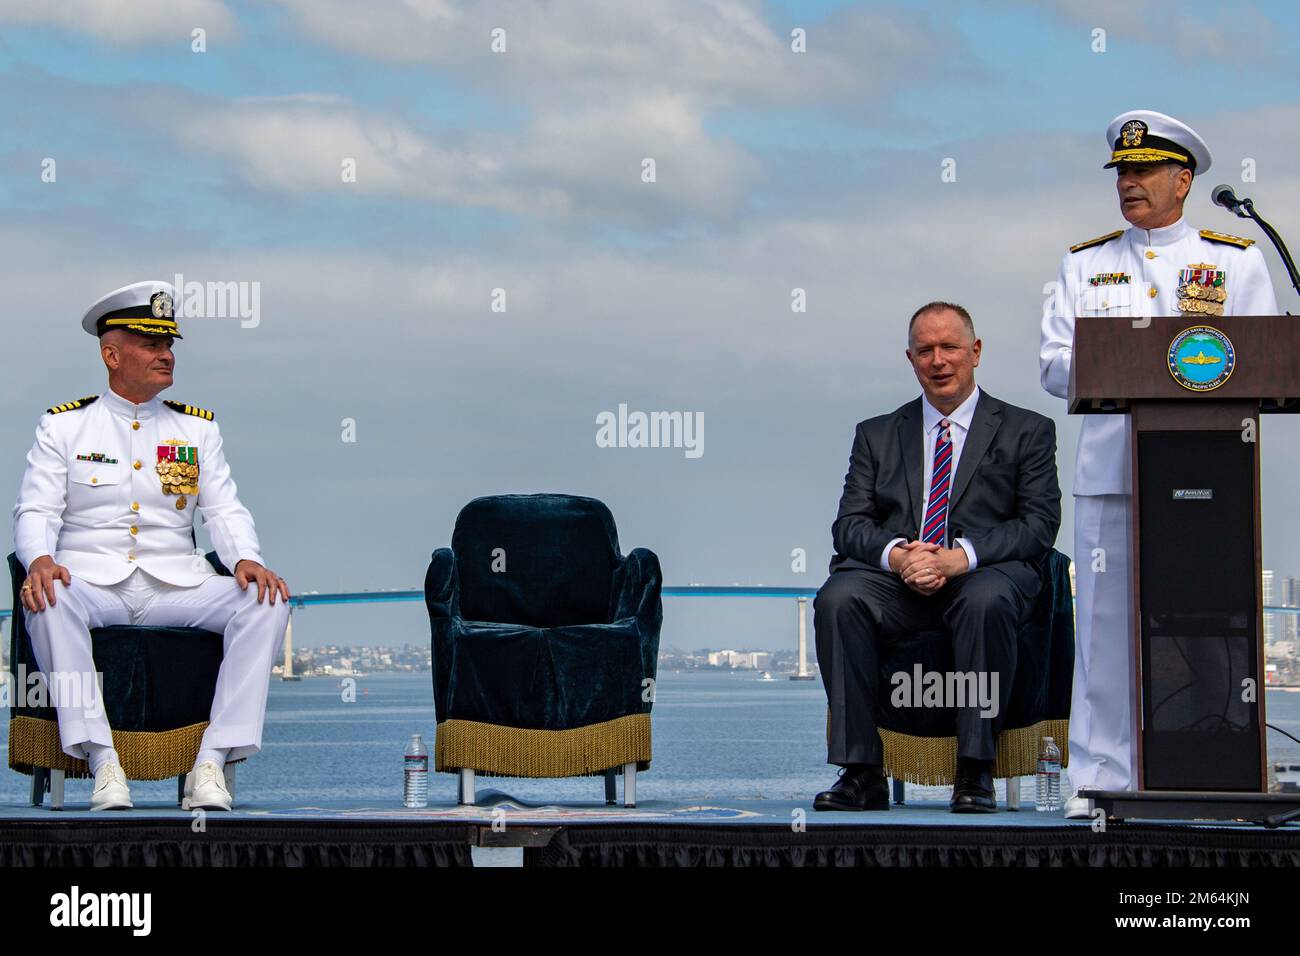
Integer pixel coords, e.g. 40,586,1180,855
1070,315,1300,820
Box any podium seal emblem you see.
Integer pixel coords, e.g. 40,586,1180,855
1168,325,1235,391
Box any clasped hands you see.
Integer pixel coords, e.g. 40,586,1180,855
887,540,969,595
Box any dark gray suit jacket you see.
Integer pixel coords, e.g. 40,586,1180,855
828,389,1062,597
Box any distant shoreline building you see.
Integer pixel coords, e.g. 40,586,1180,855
706,649,772,670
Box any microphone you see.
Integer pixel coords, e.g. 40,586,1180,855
1209,185,1300,298
1212,184,1245,215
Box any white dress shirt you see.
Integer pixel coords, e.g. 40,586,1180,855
880,385,980,573
13,387,263,586
1040,216,1278,495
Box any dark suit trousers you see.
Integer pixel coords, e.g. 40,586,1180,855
814,566,1028,766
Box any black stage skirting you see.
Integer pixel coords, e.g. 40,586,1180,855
0,821,474,867
532,823,1300,866
2,819,1298,867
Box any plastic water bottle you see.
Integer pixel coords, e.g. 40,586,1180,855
403,733,429,808
1036,736,1061,812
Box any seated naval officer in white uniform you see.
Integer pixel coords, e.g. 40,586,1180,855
13,281,290,811
1039,111,1279,817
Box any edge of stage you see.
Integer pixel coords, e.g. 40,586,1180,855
3,790,1298,866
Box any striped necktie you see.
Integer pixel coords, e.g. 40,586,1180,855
921,418,952,546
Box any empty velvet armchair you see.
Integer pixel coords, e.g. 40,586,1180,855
424,494,662,806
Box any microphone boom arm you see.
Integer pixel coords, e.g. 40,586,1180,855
1233,198,1300,298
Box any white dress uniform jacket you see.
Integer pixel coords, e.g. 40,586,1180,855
1041,216,1278,794
1040,217,1279,490
13,389,262,583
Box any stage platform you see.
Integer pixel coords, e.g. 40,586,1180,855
3,790,1298,866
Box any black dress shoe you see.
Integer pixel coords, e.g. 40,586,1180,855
813,765,889,811
949,757,996,813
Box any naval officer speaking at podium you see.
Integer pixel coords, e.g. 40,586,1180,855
1039,111,1279,817
13,281,290,811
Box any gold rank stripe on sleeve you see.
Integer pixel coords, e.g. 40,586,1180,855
46,395,100,415
1070,229,1124,254
163,400,215,421
1199,229,1255,249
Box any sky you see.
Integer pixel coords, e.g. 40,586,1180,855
1,0,1298,651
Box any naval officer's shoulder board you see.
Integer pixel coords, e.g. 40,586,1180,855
46,395,99,415
163,400,215,421
1199,229,1255,249
1069,230,1124,254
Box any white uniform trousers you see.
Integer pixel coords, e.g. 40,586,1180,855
1069,494,1136,792
23,568,288,763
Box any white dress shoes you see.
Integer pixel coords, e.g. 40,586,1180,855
90,762,133,811
1064,792,1094,820
183,760,233,811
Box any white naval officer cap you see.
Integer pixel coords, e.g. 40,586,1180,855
80,280,182,339
1104,110,1211,176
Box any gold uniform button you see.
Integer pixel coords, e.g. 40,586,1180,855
90,477,98,484
127,555,135,562
131,502,140,511
132,421,140,431
130,526,138,535
1145,250,1157,259
133,460,142,470
1148,286,1158,299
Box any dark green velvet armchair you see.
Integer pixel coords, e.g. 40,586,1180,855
424,494,662,806
875,548,1075,801
6,551,233,809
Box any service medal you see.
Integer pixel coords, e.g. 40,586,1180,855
1177,265,1225,317
156,444,200,496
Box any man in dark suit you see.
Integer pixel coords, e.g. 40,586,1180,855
813,301,1061,813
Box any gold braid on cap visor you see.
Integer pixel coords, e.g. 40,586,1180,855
1109,147,1190,164
101,317,180,335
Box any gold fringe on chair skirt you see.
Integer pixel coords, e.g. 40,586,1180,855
881,719,1071,786
8,715,210,781
825,711,1070,785
436,713,651,777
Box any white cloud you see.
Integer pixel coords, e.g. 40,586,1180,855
1021,0,1281,61
0,1,962,225
178,93,560,214
175,91,756,222
0,0,237,44
211,1,958,223
267,0,949,108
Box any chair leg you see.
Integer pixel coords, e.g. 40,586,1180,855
223,763,236,800
30,767,48,807
50,769,65,811
459,768,475,806
891,777,905,806
622,762,636,808
603,769,617,805
1005,775,1020,811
